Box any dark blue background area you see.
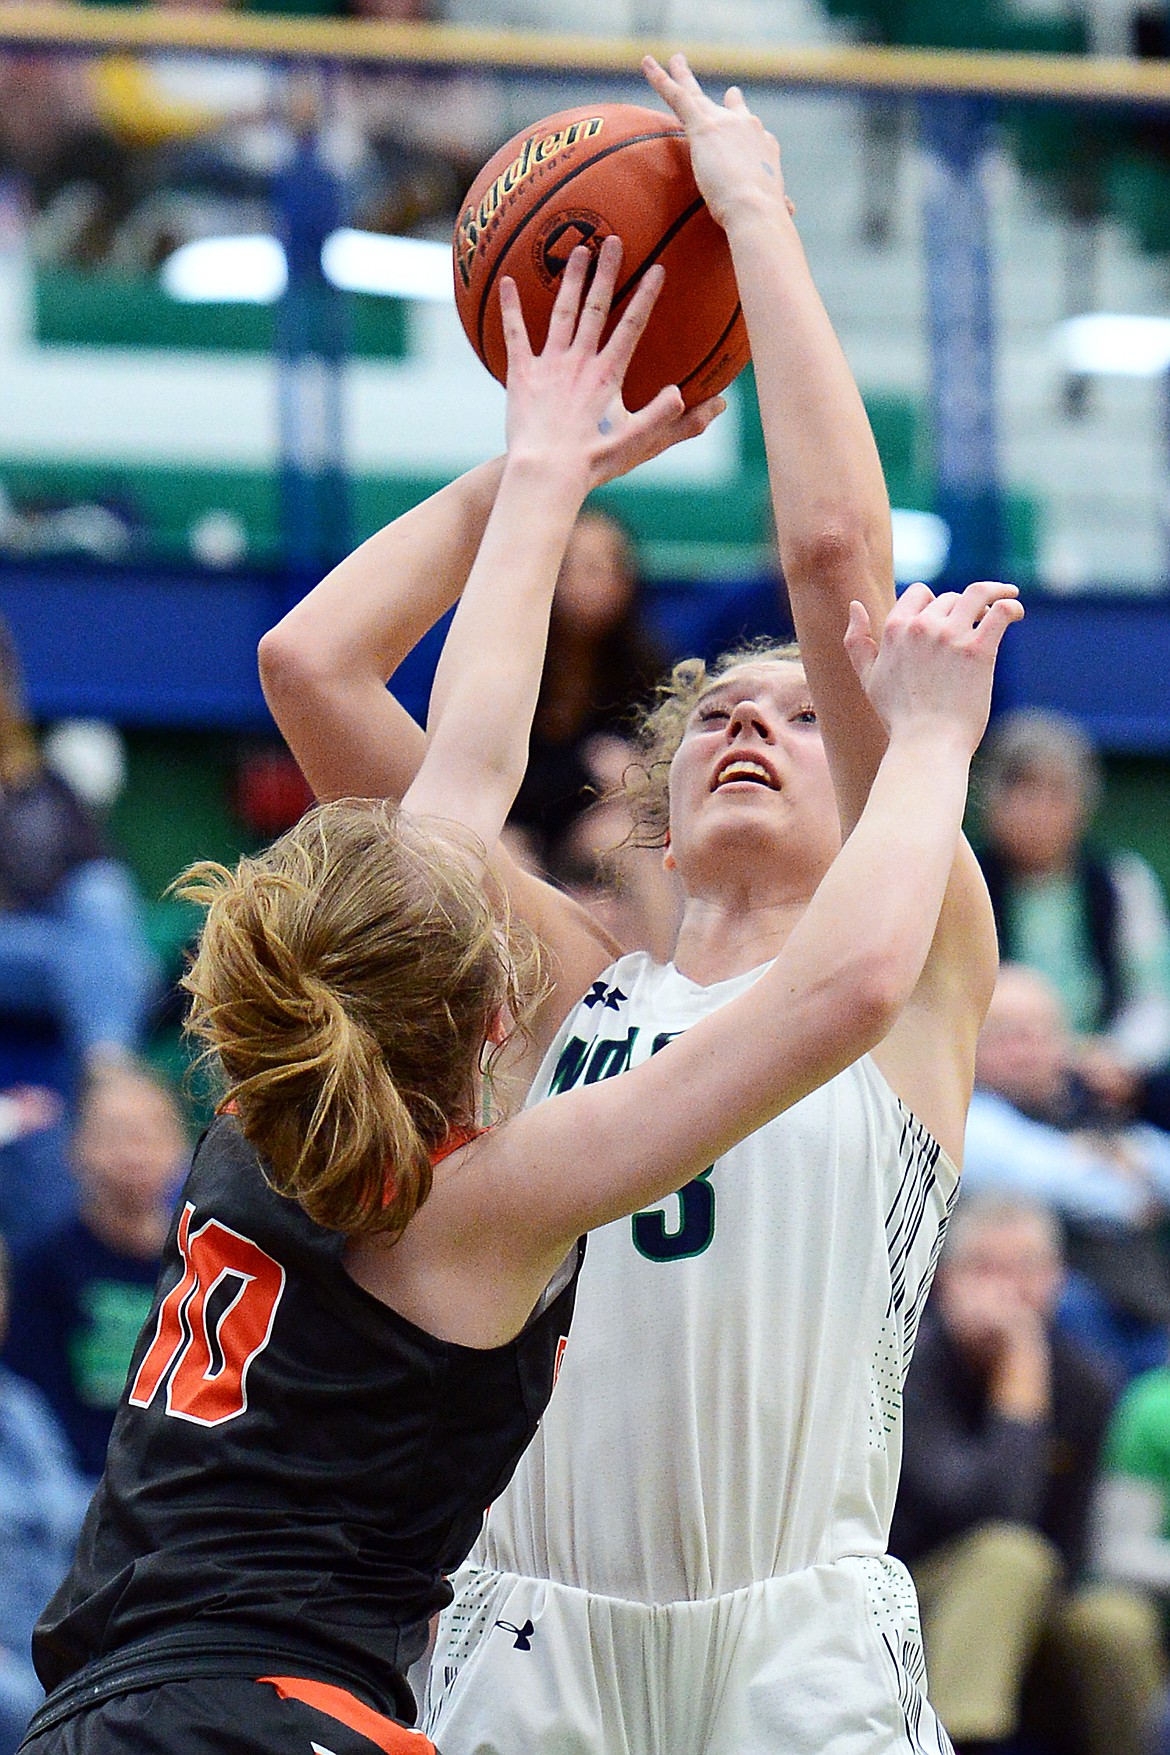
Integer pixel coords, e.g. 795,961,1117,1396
2,557,1169,752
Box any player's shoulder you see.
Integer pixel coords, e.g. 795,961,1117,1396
563,948,661,1015
184,1112,346,1273
617,953,777,1021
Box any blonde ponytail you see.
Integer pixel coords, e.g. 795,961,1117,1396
176,802,533,1237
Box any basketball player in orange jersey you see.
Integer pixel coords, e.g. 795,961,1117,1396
259,57,1017,1755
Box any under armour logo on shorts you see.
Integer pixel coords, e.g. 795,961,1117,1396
495,1617,536,1650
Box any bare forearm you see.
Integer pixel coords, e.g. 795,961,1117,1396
257,460,506,802
410,452,587,836
774,722,972,1023
724,201,893,827
266,458,505,681
725,203,893,601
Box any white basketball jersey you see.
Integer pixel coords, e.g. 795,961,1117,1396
477,951,959,1605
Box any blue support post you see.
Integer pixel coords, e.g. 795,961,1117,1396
918,94,1006,585
273,88,350,597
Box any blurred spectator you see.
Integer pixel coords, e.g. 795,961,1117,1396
976,708,1170,1121
0,616,156,1080
88,0,282,272
1096,1347,1170,1755
890,1195,1164,1755
1098,1354,1170,1599
0,1087,70,1261
1,1060,184,1488
233,743,315,840
41,721,127,815
1081,0,1142,56
966,963,1170,1378
1133,4,1170,58
343,0,505,239
0,1235,90,1755
0,54,134,267
2,1064,185,1483
440,0,830,47
0,483,135,565
508,510,665,872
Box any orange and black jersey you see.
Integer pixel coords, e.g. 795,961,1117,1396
32,1113,581,1725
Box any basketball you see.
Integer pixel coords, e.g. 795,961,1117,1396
452,102,750,412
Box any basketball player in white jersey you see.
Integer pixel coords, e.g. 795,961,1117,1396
258,57,1012,1755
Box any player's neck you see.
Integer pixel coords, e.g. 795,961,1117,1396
670,895,802,987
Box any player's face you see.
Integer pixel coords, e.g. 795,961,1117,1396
665,661,840,897
73,1078,187,1209
974,967,1072,1115
942,1218,1063,1328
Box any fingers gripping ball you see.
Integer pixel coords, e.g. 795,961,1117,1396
453,103,750,411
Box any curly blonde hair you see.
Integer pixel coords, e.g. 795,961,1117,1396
622,638,802,847
176,800,539,1239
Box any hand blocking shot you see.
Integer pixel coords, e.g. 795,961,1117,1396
16,166,1021,1755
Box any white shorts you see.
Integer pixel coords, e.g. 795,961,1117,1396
423,1553,952,1755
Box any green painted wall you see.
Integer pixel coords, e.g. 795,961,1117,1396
1098,756,1170,901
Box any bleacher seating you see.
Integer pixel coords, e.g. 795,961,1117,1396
0,377,1040,581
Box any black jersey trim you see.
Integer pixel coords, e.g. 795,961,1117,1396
24,1635,415,1740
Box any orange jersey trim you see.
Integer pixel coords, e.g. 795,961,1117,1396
430,1124,487,1167
258,1676,436,1754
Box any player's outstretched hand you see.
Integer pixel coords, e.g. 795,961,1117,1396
642,53,793,231
844,579,1024,752
499,234,724,493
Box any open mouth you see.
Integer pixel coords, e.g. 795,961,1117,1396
712,756,780,791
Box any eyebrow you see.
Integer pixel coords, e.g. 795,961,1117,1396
696,674,810,711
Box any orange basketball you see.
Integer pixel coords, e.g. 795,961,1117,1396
452,103,750,412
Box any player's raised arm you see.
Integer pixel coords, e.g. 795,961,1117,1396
644,52,1006,1152
258,281,717,816
402,237,688,853
258,460,504,809
260,235,724,1047
643,52,892,834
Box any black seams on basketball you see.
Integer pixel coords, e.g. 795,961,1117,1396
452,102,750,412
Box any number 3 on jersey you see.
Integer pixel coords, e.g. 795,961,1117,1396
129,1203,285,1425
632,1027,716,1261
632,1167,715,1262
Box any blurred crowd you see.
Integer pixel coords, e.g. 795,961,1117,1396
1,0,1163,276
0,0,498,271
3,504,1170,1751
2,509,1170,1750
0,0,827,275
2,0,1170,1749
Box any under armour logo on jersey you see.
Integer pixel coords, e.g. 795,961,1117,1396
583,982,627,1010
495,1617,536,1650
